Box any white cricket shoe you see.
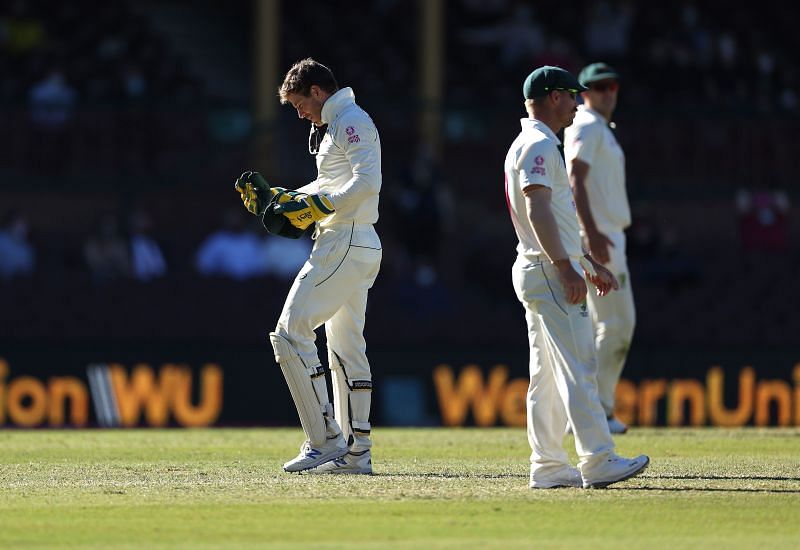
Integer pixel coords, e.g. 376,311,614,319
566,416,629,436
282,433,348,473
607,416,629,434
306,449,372,475
530,465,582,489
582,454,649,489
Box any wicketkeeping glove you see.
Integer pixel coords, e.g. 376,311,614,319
274,194,336,230
234,171,278,216
262,196,309,239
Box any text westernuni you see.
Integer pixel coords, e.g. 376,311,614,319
433,364,800,427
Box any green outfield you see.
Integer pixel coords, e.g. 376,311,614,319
1,428,798,548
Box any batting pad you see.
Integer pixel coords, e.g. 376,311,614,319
270,332,327,446
329,351,372,443
330,358,351,443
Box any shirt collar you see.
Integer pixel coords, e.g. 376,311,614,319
580,105,613,126
580,105,601,120
520,118,560,144
321,87,355,125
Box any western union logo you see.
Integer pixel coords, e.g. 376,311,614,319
0,359,223,428
433,363,800,427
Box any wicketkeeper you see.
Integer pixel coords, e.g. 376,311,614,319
235,58,381,474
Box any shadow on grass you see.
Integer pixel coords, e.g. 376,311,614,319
374,473,800,493
375,473,528,479
613,485,800,494
652,474,800,482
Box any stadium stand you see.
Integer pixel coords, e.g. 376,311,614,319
0,0,798,354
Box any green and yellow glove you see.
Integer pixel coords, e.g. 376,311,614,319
274,194,335,230
234,171,280,216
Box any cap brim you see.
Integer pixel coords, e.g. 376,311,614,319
582,72,619,85
560,80,588,93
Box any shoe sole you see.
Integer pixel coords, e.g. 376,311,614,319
530,483,580,489
583,457,650,489
282,447,349,473
307,468,373,475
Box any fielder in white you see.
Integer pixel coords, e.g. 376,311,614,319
237,58,381,474
564,63,633,434
505,65,648,489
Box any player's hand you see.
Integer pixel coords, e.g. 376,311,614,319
588,263,619,296
274,193,335,230
587,229,614,265
554,259,587,305
234,171,276,216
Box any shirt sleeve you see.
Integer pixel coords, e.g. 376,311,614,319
295,182,316,195
325,112,381,208
565,120,600,165
517,141,556,191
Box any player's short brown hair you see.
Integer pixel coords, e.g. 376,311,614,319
278,58,338,103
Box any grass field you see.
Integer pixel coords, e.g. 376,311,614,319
1,428,799,548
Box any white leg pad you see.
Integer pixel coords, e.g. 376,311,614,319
350,389,373,452
330,356,351,443
329,350,372,447
270,332,327,446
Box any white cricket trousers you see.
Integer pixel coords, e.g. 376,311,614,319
512,255,615,476
586,230,635,417
275,222,382,384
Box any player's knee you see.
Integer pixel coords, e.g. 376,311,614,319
272,320,309,353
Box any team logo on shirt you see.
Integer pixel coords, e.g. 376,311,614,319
531,155,546,175
346,126,360,143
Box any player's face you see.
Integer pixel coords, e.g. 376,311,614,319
554,89,579,128
586,80,619,114
285,87,326,125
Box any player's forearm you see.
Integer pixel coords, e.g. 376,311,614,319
571,175,600,235
527,194,570,263
569,161,600,235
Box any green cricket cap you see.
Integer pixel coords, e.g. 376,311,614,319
578,62,620,86
523,65,587,99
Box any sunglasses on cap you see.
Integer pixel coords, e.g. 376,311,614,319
545,86,580,93
589,81,619,92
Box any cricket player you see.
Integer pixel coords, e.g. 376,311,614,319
564,63,633,434
236,58,381,474
505,65,649,488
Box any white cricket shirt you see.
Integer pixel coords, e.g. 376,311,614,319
564,106,630,233
303,87,381,228
505,118,583,261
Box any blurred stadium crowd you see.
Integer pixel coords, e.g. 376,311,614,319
0,0,798,352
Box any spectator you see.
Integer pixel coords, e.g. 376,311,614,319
396,144,452,279
0,210,35,280
27,68,77,174
584,1,634,60
84,212,130,284
120,64,148,101
460,2,546,68
28,69,77,129
128,209,167,282
195,208,269,280
736,188,790,253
